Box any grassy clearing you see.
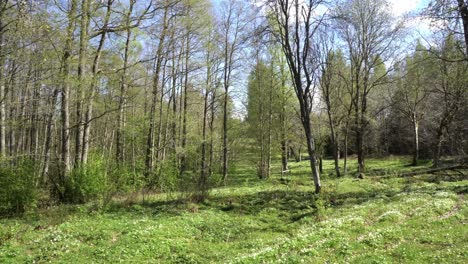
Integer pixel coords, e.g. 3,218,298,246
1,156,467,263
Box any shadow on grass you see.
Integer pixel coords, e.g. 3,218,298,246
104,189,319,223
104,170,467,225
51,167,466,228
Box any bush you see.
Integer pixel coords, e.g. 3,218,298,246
0,159,38,215
64,156,111,203
63,154,143,204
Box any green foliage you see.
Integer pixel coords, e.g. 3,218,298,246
63,154,147,204
0,157,466,262
154,156,184,194
64,156,111,204
0,159,38,215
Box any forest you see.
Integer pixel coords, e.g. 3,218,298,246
0,0,467,262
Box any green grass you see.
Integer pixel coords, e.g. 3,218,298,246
1,156,467,263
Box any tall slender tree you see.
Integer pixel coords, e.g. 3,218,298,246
267,0,324,193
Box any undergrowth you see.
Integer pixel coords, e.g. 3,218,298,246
0,156,466,263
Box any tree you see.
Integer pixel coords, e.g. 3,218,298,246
198,18,221,200
393,42,434,165
319,48,348,177
246,61,275,179
59,0,78,184
271,47,294,176
267,0,324,193
217,0,252,183
424,0,468,58
146,1,171,176
430,34,467,167
333,0,403,173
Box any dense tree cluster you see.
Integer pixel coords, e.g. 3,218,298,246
0,0,466,213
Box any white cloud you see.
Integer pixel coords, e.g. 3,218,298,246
389,0,422,16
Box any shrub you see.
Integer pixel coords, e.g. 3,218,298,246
0,159,38,215
63,154,144,204
64,156,110,203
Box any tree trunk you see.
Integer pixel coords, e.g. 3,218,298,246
433,128,443,168
222,85,229,183
82,1,114,166
180,34,190,174
199,87,209,199
290,146,299,162
145,7,169,176
457,0,468,56
356,128,365,173
0,14,5,158
305,130,321,194
42,89,60,184
116,1,132,164
156,58,168,167
75,0,91,168
170,48,178,153
281,140,288,171
7,69,17,160
60,0,78,182
208,89,216,177
412,119,419,166
301,103,321,193
266,62,273,179
343,120,350,177
319,155,323,174
31,70,40,159
326,110,341,177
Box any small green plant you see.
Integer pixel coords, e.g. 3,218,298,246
0,159,38,214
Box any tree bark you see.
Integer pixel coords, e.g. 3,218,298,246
116,0,131,164
457,0,468,56
343,125,349,176
199,85,209,199
145,7,169,176
208,88,216,177
0,9,5,158
60,0,78,181
304,123,321,193
42,89,60,184
433,127,443,168
412,118,419,166
222,85,229,183
75,0,91,168
326,109,341,177
180,34,190,174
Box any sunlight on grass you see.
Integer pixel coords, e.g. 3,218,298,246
0,156,466,263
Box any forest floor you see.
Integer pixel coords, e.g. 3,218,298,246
1,156,467,263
